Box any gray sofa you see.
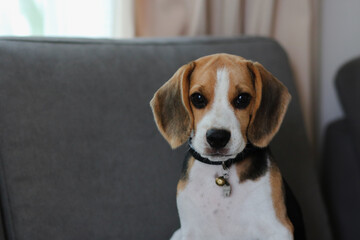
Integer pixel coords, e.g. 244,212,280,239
322,57,360,240
0,37,331,240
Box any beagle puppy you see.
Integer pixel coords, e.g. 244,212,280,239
150,54,305,240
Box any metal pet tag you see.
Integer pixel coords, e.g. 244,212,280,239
223,183,231,197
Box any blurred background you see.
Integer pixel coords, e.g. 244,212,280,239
2,0,359,161
1,0,359,238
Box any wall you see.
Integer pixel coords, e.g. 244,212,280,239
319,0,360,146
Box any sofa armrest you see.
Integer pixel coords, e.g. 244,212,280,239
0,207,5,240
322,119,360,240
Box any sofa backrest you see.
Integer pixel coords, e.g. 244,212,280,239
336,57,360,158
0,37,331,240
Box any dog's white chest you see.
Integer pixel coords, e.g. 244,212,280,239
173,161,292,240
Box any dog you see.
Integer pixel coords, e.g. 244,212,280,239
150,54,305,240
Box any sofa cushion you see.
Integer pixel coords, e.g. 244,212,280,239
0,36,331,240
336,57,360,158
322,119,360,240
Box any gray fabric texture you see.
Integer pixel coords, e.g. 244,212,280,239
322,119,360,240
335,57,360,158
322,57,360,240
0,36,331,240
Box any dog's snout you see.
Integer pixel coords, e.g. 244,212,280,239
206,129,231,149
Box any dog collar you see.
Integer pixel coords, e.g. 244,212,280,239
187,138,260,197
187,138,258,168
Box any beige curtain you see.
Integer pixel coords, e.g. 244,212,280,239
113,0,135,38
135,0,316,142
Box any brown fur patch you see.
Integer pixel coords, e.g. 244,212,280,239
227,62,257,140
246,62,291,147
150,63,195,148
177,157,195,194
236,157,253,181
269,161,294,234
188,63,217,130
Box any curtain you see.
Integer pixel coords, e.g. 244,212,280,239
135,0,316,142
0,0,134,38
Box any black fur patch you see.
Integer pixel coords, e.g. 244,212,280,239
180,152,192,181
283,180,307,240
239,147,269,182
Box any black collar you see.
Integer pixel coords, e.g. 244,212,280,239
188,138,260,168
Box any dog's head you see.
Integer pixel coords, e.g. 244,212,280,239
150,54,291,162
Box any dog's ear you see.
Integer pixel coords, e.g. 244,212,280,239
150,62,195,149
246,62,291,148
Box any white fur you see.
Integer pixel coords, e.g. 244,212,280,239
171,159,292,240
191,68,246,162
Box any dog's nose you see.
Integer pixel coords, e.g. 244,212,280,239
206,129,231,149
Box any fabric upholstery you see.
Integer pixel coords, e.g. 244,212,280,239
322,120,360,240
322,57,360,240
0,36,331,240
335,57,360,158
0,208,5,240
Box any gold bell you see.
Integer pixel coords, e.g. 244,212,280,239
215,176,226,186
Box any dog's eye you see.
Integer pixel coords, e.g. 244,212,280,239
233,93,251,109
190,93,207,109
